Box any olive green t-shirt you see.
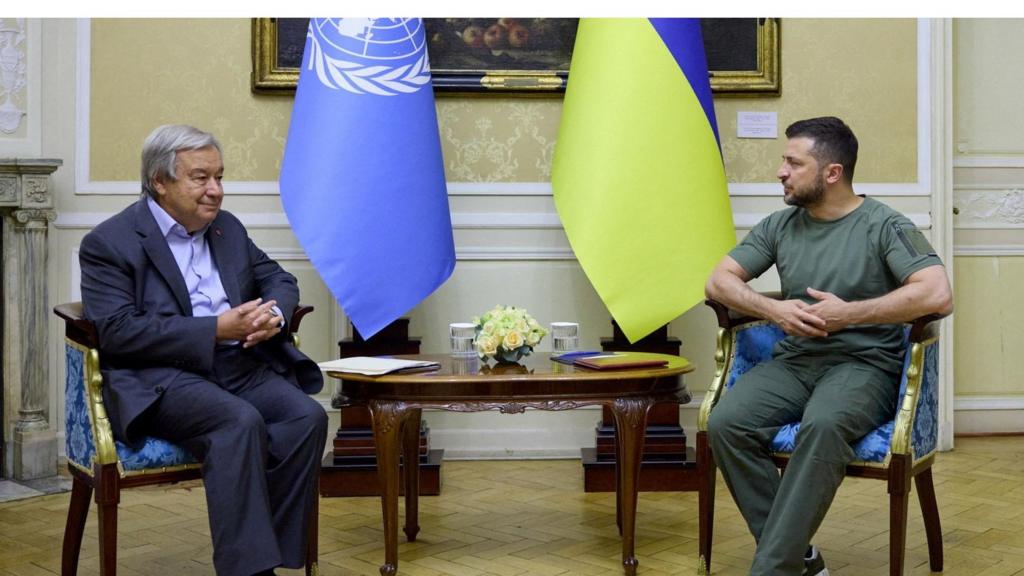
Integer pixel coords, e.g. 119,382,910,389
729,196,943,374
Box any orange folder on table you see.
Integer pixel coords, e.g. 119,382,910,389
573,352,668,371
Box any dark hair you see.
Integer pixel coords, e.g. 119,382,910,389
785,116,858,183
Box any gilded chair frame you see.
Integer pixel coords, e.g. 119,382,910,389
696,298,944,576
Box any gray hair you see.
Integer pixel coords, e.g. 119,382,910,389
140,124,222,198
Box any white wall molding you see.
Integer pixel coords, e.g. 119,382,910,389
925,19,955,450
734,212,931,230
954,155,1024,169
263,248,309,261
955,396,1024,411
955,396,1024,435
55,211,299,229
66,246,312,299
729,183,929,197
0,19,29,135
449,212,563,229
954,245,1024,256
457,247,576,261
954,188,1024,228
56,210,933,233
77,180,286,196
955,183,1024,192
956,223,1024,230
70,247,80,301
53,212,112,229
449,182,933,198
73,179,941,199
56,213,576,261
447,182,552,196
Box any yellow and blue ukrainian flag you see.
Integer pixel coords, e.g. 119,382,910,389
280,19,455,339
552,18,735,343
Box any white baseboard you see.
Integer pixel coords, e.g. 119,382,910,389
954,395,1024,411
954,410,1024,435
953,395,1024,435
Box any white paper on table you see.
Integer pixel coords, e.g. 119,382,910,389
318,356,440,376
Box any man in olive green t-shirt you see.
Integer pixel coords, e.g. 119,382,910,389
704,117,953,576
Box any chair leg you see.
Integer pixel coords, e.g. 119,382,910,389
888,456,911,576
915,468,944,572
94,465,120,576
697,431,716,576
61,474,93,576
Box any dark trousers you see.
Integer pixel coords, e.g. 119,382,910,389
707,354,898,576
143,346,328,576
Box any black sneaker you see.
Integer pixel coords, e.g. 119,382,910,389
803,546,829,576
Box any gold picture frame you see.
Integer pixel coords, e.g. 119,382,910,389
251,18,780,96
704,18,781,97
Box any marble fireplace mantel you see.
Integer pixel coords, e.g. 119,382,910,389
1,158,61,480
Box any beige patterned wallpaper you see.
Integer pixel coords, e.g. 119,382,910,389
90,19,293,181
438,99,560,182
718,19,918,183
90,18,918,185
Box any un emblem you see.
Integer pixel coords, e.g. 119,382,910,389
307,18,432,96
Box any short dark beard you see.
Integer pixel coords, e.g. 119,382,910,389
784,174,826,208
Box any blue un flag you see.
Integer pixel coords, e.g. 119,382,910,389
280,18,455,339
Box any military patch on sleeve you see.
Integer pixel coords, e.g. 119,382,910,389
893,223,937,257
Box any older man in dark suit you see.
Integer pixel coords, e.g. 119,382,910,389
79,124,327,576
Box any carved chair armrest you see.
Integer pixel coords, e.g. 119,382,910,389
704,293,782,330
54,302,98,349
698,324,733,432
908,313,945,344
288,304,313,349
891,312,946,456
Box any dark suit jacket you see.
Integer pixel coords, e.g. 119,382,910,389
79,198,324,446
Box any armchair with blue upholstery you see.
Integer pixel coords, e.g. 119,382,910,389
55,302,320,576
696,298,945,576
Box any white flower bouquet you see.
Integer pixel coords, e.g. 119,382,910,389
471,305,547,363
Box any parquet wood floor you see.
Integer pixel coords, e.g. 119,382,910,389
1,436,1022,575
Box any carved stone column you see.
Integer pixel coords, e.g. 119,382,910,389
1,158,61,480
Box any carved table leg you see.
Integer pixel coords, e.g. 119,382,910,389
610,396,654,576
403,408,422,542
614,425,622,536
369,400,407,576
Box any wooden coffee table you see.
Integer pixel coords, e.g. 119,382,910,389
329,352,693,576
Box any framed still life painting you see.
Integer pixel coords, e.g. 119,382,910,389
252,18,779,96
